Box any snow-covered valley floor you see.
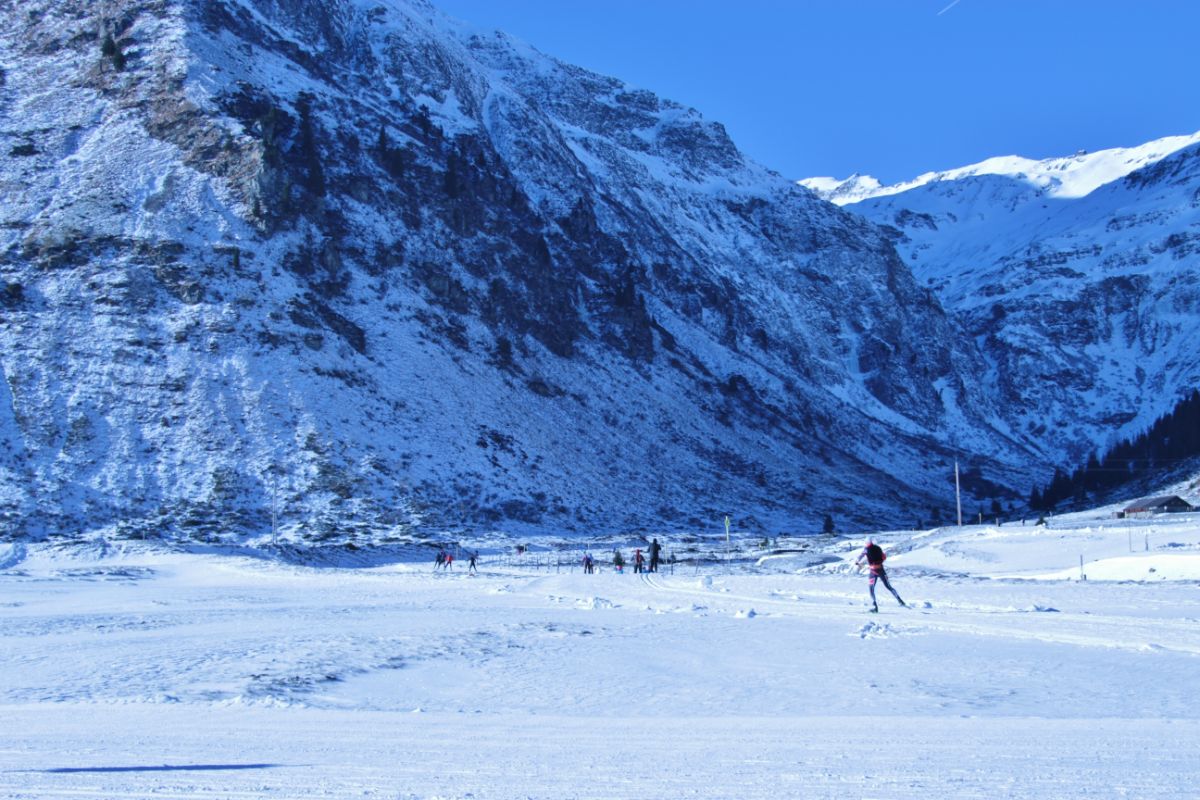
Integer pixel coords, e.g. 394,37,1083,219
2,513,1200,798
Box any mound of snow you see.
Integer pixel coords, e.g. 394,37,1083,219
867,512,1200,582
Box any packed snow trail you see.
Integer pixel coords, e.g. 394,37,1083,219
635,569,1200,655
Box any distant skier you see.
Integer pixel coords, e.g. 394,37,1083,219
634,549,645,573
434,550,445,570
468,552,478,574
854,538,904,612
613,550,625,573
445,552,454,570
582,553,595,574
648,538,662,572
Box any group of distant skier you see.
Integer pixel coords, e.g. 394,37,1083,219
588,537,667,575
434,536,903,612
433,548,478,574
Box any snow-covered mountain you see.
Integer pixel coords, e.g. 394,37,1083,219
801,131,1200,205
0,0,1039,541
813,132,1200,465
794,173,885,207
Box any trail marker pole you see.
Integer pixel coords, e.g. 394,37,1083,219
955,460,963,527
270,468,278,546
725,516,732,574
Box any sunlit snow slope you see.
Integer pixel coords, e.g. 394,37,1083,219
805,132,1200,465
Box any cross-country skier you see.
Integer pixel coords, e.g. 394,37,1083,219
634,549,645,573
613,550,625,573
468,552,478,574
648,538,662,572
854,538,904,612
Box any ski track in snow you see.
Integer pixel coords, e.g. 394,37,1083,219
636,570,1200,655
2,525,1200,798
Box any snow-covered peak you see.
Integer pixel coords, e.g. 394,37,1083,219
798,173,883,205
837,127,1200,468
803,130,1200,205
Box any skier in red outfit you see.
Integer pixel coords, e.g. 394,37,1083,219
855,538,905,612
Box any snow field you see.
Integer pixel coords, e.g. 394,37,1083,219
3,706,1197,799
2,517,1200,798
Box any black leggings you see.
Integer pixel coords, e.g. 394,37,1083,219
869,569,902,606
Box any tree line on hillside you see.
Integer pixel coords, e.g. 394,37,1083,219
1030,389,1200,511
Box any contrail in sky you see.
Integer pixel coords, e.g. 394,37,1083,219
937,0,962,15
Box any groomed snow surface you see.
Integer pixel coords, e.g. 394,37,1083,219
3,508,1200,798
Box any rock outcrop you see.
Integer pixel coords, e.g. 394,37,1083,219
0,0,1035,540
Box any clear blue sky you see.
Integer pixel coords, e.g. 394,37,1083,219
433,0,1200,183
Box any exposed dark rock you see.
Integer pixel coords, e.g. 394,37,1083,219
0,0,1041,540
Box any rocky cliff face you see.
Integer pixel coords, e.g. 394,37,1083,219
0,0,1035,541
822,136,1200,465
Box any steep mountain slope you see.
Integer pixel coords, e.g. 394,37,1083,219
0,0,1034,541
818,135,1200,464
